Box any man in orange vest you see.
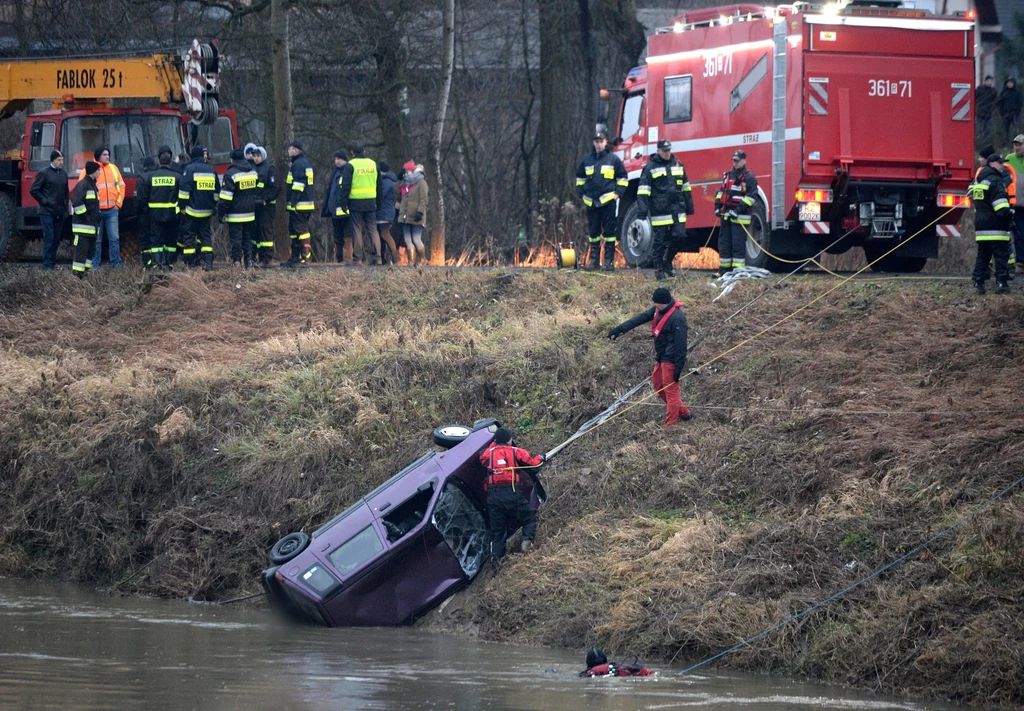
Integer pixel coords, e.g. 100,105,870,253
79,146,125,269
479,427,544,566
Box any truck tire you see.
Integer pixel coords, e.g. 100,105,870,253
433,425,472,449
620,200,654,267
742,200,785,272
269,532,310,565
0,192,25,262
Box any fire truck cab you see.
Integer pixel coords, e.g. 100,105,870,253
610,0,975,272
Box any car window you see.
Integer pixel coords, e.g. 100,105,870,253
664,75,692,124
432,480,487,577
381,483,435,543
28,121,56,172
328,525,384,576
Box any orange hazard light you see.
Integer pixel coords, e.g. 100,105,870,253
795,188,833,203
937,193,971,208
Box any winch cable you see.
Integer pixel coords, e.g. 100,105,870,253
675,469,1024,676
536,205,959,463
683,221,865,358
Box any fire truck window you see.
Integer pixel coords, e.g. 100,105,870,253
620,94,644,141
664,76,692,124
60,116,129,175
132,116,186,173
195,116,234,166
730,53,769,114
28,122,56,172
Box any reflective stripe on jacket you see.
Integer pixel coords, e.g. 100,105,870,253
181,158,220,218
137,166,181,223
70,176,101,233
218,160,259,223
575,149,627,208
287,154,315,212
971,165,1012,241
79,162,124,209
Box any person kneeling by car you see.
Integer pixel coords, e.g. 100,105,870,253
608,287,692,428
579,647,654,677
480,427,544,567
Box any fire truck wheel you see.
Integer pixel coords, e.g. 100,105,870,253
742,200,782,271
0,192,26,262
620,201,654,267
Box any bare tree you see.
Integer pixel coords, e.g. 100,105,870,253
427,0,456,264
271,0,294,260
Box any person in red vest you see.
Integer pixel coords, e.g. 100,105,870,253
578,648,655,677
608,287,692,427
479,427,544,567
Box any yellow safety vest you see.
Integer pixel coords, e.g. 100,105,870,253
349,157,377,201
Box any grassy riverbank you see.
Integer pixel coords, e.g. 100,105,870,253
1,266,1022,707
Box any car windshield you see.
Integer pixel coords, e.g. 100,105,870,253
61,114,184,177
432,480,487,577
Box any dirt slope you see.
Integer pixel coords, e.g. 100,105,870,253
0,266,1021,707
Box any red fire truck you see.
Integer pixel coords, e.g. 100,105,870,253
608,0,975,272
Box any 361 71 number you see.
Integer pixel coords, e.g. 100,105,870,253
868,79,912,98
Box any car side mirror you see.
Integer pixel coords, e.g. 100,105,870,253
29,123,42,147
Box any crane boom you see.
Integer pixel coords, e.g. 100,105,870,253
0,40,220,124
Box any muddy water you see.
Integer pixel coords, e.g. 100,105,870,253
0,579,974,711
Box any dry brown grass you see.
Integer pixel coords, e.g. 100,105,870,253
1,265,1023,706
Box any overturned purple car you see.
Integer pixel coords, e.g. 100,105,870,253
261,418,543,627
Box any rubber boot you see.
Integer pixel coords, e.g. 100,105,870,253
601,241,615,271
284,240,299,267
202,253,213,272
975,281,986,295
418,246,428,266
583,243,600,271
995,279,1010,294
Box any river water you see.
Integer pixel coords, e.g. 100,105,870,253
0,579,974,711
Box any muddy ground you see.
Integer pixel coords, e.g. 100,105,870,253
0,265,1021,707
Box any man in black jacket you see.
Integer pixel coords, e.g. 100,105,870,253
29,150,69,271
996,78,1024,140
253,146,279,266
70,161,102,278
323,149,356,263
179,145,220,270
608,287,693,428
976,76,997,144
970,154,1013,294
136,146,182,271
576,132,627,271
220,148,260,267
636,139,694,280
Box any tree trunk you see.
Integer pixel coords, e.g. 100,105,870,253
427,0,456,265
271,0,294,261
538,0,586,201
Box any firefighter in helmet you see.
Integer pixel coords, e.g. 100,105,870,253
970,153,1013,294
576,131,627,271
714,149,758,274
636,139,694,280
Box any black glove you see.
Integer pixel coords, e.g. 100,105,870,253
673,367,683,383
414,211,424,222
608,328,620,341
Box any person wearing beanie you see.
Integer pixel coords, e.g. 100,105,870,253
178,143,220,270
219,146,261,268
135,148,182,270
29,149,68,271
478,426,545,566
398,160,429,265
70,161,102,278
79,145,125,270
251,145,279,266
608,288,693,427
323,149,357,263
285,140,315,265
375,159,400,265
344,145,385,265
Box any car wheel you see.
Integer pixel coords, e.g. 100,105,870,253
433,425,473,449
269,531,310,565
